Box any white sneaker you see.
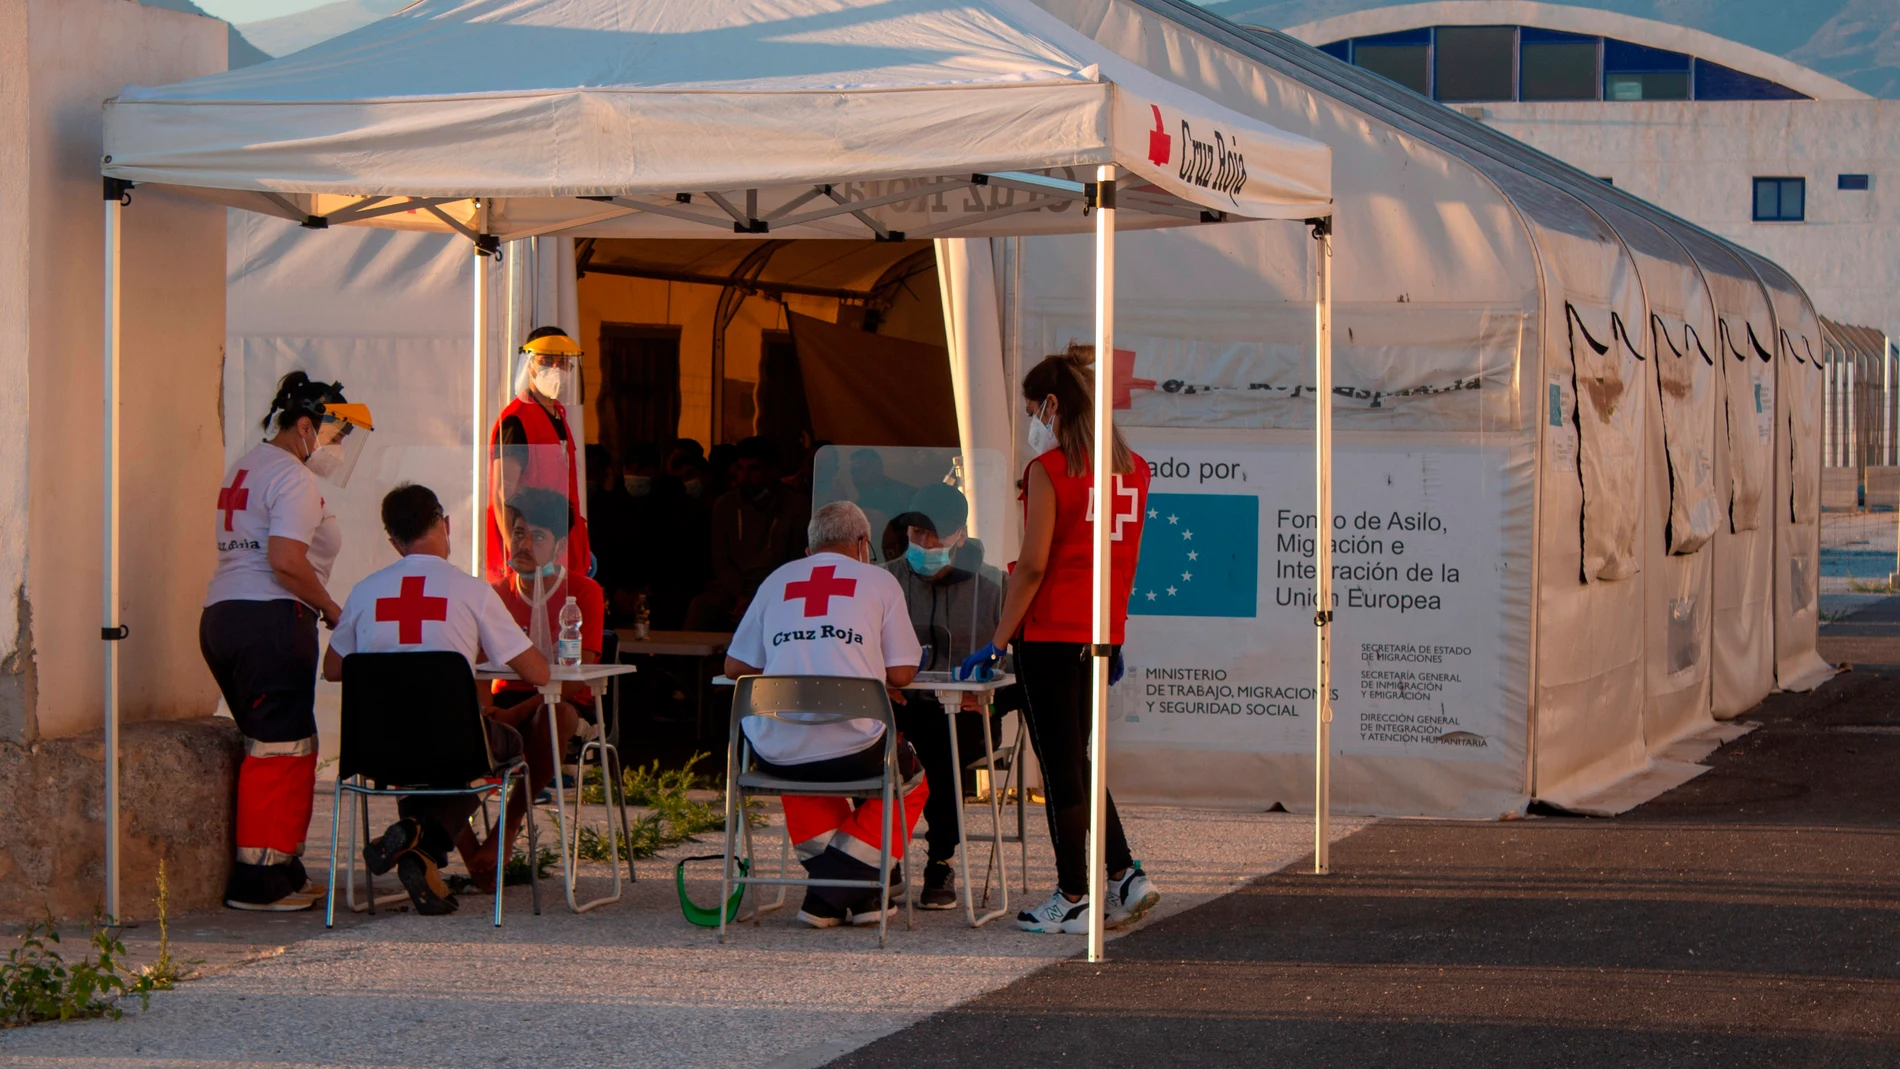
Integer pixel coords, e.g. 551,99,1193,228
1016,889,1090,934
1104,865,1159,929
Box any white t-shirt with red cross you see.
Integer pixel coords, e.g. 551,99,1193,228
728,551,922,765
327,553,533,671
203,441,342,607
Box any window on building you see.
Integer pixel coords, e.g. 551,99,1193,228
1603,39,1690,100
1694,59,1808,101
1840,174,1872,191
1352,28,1431,96
1318,39,1351,61
1520,28,1599,101
1434,26,1516,102
1597,176,1615,185
1753,177,1805,222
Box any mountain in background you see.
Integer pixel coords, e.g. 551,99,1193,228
236,0,413,57
1201,0,1900,97
137,0,272,68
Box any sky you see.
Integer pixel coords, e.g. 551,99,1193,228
196,0,332,20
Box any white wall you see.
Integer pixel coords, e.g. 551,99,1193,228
1,0,228,742
1481,99,1900,344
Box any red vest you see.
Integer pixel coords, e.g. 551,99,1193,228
1020,449,1149,644
486,396,591,581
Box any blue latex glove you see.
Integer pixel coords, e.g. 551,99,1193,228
1109,648,1125,686
957,643,1003,682
587,551,599,579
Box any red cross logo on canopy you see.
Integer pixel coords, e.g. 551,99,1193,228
375,575,448,644
217,470,250,532
784,565,857,618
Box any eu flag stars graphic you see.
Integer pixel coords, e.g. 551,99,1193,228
1130,493,1258,617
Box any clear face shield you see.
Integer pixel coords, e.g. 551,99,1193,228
514,336,583,407
305,402,373,488
813,445,1009,680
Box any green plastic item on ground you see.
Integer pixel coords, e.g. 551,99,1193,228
676,854,748,927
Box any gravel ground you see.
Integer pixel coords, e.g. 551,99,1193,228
0,796,1363,1069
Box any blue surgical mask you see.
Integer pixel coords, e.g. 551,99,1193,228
906,543,953,575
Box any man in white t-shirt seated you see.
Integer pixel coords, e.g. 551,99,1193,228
723,500,928,929
322,483,549,916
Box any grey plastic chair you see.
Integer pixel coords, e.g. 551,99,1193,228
720,675,914,947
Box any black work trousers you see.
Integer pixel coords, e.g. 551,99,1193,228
894,695,991,865
1015,640,1133,897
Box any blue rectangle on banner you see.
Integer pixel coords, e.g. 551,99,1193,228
1130,493,1258,618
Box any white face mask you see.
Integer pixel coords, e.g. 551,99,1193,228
1026,402,1059,457
305,444,343,479
531,365,566,402
624,474,653,497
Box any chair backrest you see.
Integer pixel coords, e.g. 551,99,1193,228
597,627,619,665
339,651,492,786
729,675,896,735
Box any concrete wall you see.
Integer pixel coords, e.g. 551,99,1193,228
1478,99,1900,348
2,0,227,744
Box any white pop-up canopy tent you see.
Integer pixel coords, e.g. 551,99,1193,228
98,0,1334,957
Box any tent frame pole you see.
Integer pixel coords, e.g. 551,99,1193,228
471,244,489,578
101,180,128,921
1312,220,1334,876
1087,163,1116,963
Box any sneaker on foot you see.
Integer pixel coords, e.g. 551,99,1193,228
1016,889,1089,934
224,890,317,912
1104,865,1160,929
797,891,845,929
364,818,421,876
847,893,898,927
919,861,958,910
396,851,459,916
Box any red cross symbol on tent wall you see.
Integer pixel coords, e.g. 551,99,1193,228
784,565,857,617
217,470,250,532
375,575,448,644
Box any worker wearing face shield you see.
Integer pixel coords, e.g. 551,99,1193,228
200,370,373,911
485,326,592,583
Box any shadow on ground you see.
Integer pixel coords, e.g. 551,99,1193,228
828,602,1900,1069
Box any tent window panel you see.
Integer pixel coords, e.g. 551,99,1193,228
1520,31,1598,101
599,324,682,462
1434,26,1515,102
1352,29,1431,96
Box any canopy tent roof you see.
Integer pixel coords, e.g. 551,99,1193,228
101,0,1331,241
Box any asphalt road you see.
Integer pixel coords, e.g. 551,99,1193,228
830,604,1900,1068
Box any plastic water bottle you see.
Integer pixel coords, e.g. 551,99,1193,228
557,596,583,667
632,592,651,641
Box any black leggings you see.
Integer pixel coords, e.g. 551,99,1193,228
1016,641,1133,896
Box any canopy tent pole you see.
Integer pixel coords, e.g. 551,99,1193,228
101,180,128,921
1311,220,1334,875
471,245,489,578
1087,163,1117,963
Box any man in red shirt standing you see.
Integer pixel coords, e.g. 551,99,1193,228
476,485,605,885
487,326,591,583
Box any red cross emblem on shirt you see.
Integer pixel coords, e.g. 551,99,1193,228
784,565,857,618
375,575,448,644
1086,475,1142,541
217,470,250,532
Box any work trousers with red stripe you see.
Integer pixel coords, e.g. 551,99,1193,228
201,599,321,904
759,739,928,910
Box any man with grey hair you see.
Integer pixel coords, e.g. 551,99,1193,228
725,500,928,928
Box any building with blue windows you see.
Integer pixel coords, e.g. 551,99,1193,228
1262,1,1900,478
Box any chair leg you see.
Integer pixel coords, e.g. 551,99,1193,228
492,774,510,927
357,779,376,915
720,753,738,944
326,780,344,928
898,787,913,933
524,776,541,917
607,745,635,885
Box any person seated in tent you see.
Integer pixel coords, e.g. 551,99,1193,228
476,486,607,885
685,436,810,629
486,326,591,582
723,500,928,928
323,483,549,916
881,482,1008,911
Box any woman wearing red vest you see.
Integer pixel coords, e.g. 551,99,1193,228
960,348,1161,934
487,326,592,582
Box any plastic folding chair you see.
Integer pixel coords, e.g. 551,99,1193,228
719,675,914,948
327,651,540,927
